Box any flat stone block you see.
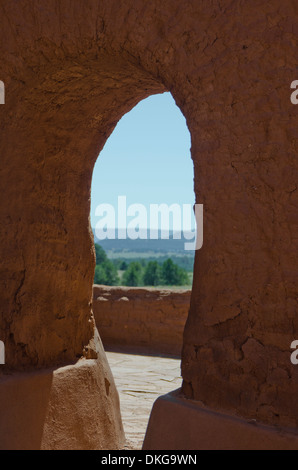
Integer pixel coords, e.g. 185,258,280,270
0,358,124,450
143,389,298,450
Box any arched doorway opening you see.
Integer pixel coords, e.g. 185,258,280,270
0,50,197,450
90,92,195,449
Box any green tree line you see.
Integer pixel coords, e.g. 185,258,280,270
94,243,191,287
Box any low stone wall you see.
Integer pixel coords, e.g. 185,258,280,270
93,285,191,357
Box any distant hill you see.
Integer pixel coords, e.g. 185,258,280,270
92,228,195,255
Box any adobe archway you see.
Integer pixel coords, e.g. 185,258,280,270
0,0,298,450
0,49,166,448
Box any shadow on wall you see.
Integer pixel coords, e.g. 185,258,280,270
0,369,53,450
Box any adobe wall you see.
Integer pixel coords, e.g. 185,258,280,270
0,0,297,449
93,285,191,356
0,354,124,450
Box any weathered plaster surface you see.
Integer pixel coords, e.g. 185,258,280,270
0,1,297,430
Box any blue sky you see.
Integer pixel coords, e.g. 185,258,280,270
90,92,195,231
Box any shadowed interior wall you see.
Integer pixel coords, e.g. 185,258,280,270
0,0,297,443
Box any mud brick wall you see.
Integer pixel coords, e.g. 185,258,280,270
0,1,297,433
93,285,191,356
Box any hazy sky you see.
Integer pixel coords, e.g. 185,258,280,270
90,92,195,231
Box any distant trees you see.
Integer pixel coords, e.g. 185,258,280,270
94,244,119,285
143,261,161,286
122,262,143,287
95,243,108,264
119,260,128,271
161,258,189,286
93,243,190,287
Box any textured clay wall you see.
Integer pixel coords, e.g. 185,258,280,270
0,0,297,438
93,285,191,356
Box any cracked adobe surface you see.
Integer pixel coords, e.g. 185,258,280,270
0,0,297,429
